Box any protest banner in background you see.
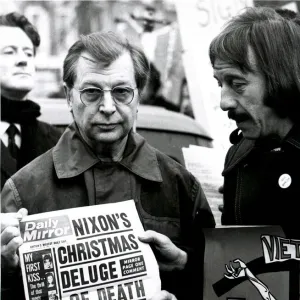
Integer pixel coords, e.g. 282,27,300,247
175,0,253,148
19,200,161,300
203,226,299,300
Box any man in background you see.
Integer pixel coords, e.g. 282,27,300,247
0,12,61,189
210,7,300,238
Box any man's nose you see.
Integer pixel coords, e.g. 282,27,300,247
99,91,116,114
220,87,237,111
15,51,28,67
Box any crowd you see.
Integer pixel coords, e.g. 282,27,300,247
1,6,300,300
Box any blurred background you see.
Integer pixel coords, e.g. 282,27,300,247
1,0,299,149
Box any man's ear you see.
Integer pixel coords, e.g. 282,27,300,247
63,83,72,111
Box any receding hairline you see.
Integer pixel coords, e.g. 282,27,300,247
73,50,137,86
76,49,135,71
63,31,150,92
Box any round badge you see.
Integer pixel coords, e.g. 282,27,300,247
278,174,292,189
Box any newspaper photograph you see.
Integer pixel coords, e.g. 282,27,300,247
19,200,161,300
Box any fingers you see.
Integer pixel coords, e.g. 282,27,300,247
233,258,246,268
151,291,177,300
1,213,22,232
139,230,170,246
1,212,24,269
1,208,27,232
225,264,233,274
225,262,239,279
229,261,236,273
18,208,28,218
1,226,21,245
1,228,23,269
225,262,236,274
2,235,23,255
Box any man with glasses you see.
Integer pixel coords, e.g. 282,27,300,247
1,31,215,300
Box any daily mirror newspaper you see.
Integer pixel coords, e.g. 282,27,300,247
19,200,161,300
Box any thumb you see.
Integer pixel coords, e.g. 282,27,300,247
18,208,28,219
138,230,155,242
151,291,177,300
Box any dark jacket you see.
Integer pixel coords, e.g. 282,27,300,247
1,120,61,189
222,126,300,238
2,123,215,300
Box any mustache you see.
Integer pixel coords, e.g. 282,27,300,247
228,111,249,122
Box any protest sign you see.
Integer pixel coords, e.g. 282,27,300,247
19,200,161,300
203,226,299,300
182,145,225,224
175,0,253,148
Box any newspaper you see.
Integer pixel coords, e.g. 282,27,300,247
19,200,161,300
182,145,225,224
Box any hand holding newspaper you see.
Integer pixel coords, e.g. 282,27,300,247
19,200,161,300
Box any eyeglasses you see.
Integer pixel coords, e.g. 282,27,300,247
73,86,137,106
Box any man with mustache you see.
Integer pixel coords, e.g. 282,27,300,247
0,12,61,190
1,31,215,300
210,7,300,238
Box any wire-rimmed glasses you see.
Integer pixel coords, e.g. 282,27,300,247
73,86,137,106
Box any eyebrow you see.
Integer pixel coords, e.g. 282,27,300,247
213,73,246,81
80,80,132,87
112,80,131,86
2,45,33,51
80,55,97,63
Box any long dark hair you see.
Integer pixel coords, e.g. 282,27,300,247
209,7,300,124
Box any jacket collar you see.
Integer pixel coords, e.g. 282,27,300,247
285,125,300,150
222,125,300,176
53,122,162,182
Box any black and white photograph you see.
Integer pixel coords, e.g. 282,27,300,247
1,1,300,299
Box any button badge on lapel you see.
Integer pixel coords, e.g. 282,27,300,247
278,174,292,189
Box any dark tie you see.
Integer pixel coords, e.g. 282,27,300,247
6,124,20,159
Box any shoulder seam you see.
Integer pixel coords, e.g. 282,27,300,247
7,178,22,209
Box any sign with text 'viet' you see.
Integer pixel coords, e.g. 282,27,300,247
203,226,299,300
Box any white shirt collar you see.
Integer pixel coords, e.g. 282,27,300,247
0,121,21,137
0,121,21,147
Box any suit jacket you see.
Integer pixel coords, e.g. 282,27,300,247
1,120,61,189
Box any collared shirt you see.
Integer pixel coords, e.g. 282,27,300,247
0,121,21,147
52,123,162,205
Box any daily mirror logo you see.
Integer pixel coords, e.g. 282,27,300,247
20,216,72,242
